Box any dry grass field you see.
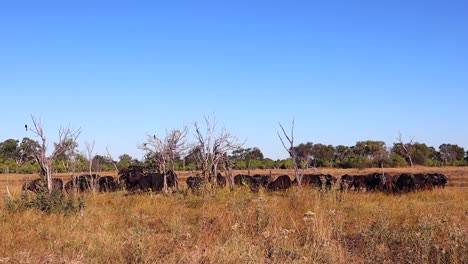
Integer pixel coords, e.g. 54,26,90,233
0,167,467,263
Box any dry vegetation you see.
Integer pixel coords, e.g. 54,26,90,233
0,167,467,263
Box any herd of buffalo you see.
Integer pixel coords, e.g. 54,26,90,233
21,165,448,195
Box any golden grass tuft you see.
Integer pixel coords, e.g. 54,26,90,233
0,167,467,263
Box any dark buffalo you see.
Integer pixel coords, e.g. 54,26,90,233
438,173,448,188
186,176,205,190
247,174,271,191
119,168,176,193
134,171,177,192
234,174,253,186
339,174,366,191
382,174,394,193
98,176,119,192
64,179,74,192
365,173,385,192
292,174,335,190
428,173,448,188
340,174,354,191
64,174,101,192
118,173,135,190
323,174,337,190
267,175,291,191
22,178,64,193
353,175,367,191
352,175,367,191
295,174,323,188
413,173,433,190
118,166,146,190
215,173,227,188
394,173,415,192
77,174,98,192
365,173,394,192
207,173,227,188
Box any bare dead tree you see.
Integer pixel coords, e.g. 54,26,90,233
5,167,12,198
278,118,305,186
141,127,190,194
193,116,244,191
85,140,97,192
105,147,119,173
65,139,80,193
397,131,414,167
442,144,451,166
28,115,81,193
222,152,235,191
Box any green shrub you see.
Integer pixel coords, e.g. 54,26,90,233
0,160,18,173
4,191,85,215
349,157,373,169
390,154,408,167
17,160,40,174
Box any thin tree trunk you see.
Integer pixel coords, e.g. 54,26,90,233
46,165,53,193
162,163,168,195
171,162,179,192
5,167,11,198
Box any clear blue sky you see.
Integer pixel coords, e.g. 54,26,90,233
1,0,467,160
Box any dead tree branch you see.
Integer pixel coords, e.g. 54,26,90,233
28,115,81,192
278,118,305,186
193,116,244,191
141,126,190,194
397,131,414,167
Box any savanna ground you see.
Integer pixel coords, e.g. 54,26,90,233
0,167,467,263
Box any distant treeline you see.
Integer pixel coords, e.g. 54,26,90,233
0,138,466,174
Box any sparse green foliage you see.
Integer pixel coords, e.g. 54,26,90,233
4,191,85,215
117,154,135,169
0,139,20,161
439,144,465,165
390,154,408,167
354,140,386,159
0,137,467,172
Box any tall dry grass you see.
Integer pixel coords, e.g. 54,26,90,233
0,167,467,263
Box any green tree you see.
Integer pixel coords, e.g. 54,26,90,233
92,154,115,172
54,138,79,172
392,143,411,162
354,141,386,159
117,154,134,169
311,144,335,167
390,154,408,167
291,142,313,168
334,145,354,160
439,144,465,165
183,146,202,170
411,143,436,166
231,147,264,171
17,137,41,166
0,139,19,161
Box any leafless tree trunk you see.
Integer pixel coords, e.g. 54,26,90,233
397,132,414,167
85,140,97,193
193,116,244,191
141,127,189,194
278,119,305,186
222,153,235,191
28,115,81,193
105,147,119,173
61,160,69,172
5,167,12,198
440,144,452,166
